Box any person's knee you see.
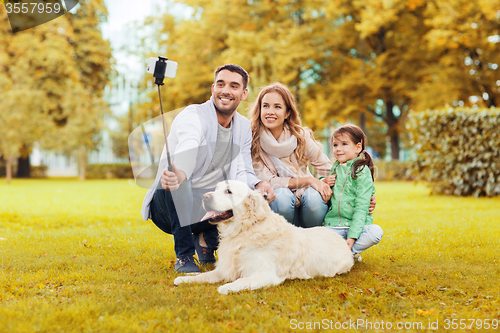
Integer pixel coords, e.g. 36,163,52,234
301,187,323,205
272,188,296,210
300,188,327,227
367,224,383,244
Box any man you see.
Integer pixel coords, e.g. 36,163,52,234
141,64,276,273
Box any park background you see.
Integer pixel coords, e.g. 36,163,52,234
1,0,499,332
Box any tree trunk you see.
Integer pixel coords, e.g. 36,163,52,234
16,156,30,178
360,111,366,134
385,100,400,160
390,131,400,160
79,147,87,181
6,156,14,184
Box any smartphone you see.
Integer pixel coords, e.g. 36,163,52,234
146,57,178,78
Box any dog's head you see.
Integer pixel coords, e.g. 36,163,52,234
201,180,271,231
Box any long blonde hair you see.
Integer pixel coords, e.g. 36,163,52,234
250,83,313,167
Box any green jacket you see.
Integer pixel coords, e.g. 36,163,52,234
323,156,375,239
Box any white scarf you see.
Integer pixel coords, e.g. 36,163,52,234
259,128,298,178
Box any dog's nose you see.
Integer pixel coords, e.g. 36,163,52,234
203,193,212,200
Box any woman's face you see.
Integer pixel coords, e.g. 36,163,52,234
260,92,290,139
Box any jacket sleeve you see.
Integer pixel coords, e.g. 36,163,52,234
347,166,374,239
304,130,333,178
235,120,261,189
168,108,202,181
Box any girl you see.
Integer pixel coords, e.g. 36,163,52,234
323,124,383,261
250,83,333,227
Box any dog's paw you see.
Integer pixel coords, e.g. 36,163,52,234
217,284,232,295
174,276,191,285
218,283,245,294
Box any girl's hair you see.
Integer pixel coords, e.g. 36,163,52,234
250,83,316,167
332,124,374,180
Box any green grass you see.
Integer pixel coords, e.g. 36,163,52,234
1,179,499,332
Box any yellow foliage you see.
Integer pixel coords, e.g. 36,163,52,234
0,0,112,172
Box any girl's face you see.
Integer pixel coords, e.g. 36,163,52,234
332,134,362,163
260,92,290,139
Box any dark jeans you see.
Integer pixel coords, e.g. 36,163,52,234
150,180,219,258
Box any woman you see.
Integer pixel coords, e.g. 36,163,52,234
249,83,335,227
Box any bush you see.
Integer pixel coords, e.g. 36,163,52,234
373,160,413,181
31,165,47,178
86,164,133,179
406,107,500,197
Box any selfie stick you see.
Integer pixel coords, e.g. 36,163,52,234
154,57,173,172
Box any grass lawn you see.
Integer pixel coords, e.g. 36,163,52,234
1,179,499,332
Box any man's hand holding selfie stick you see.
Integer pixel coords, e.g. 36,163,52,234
160,163,186,191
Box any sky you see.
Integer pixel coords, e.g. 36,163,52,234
100,0,190,82
100,0,159,81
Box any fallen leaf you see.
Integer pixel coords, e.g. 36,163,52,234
338,292,348,300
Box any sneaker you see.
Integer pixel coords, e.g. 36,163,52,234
174,256,200,273
353,253,362,262
193,233,216,264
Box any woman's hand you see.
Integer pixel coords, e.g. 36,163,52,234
308,177,332,202
369,195,376,214
321,175,336,187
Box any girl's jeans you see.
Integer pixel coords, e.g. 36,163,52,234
326,225,383,254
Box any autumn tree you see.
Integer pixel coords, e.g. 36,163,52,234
0,8,79,181
412,0,500,110
134,0,426,160
133,0,499,161
0,0,112,181
59,0,113,180
134,0,342,122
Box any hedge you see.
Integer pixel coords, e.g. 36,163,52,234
85,164,134,179
406,107,500,197
0,164,47,178
373,161,413,181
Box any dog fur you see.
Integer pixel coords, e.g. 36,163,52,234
174,180,354,294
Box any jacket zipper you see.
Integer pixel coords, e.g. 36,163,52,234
337,171,351,227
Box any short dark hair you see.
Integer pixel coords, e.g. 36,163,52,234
214,64,249,89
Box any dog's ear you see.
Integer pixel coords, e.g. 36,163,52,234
247,189,271,221
231,189,271,228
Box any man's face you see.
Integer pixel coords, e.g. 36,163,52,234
211,70,248,116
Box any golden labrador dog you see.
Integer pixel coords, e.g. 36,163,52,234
174,180,353,294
